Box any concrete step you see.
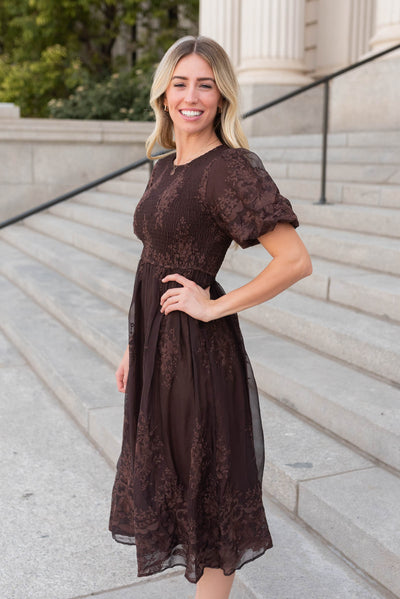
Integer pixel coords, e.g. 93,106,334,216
48,200,134,239
285,161,400,184
1,229,399,472
120,165,151,183
98,179,147,198
298,467,400,598
292,199,400,238
0,275,123,432
250,130,400,149
22,211,141,271
274,178,400,209
256,145,400,165
0,224,134,311
300,224,400,276
239,319,400,473
220,268,400,386
6,221,400,387
1,269,398,597
56,193,400,283
75,190,140,214
0,239,126,366
226,247,400,323
23,211,400,324
0,334,390,599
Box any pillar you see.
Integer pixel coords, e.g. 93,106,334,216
369,0,400,51
199,0,241,68
315,0,375,76
237,0,311,85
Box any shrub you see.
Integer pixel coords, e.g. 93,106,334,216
48,66,154,121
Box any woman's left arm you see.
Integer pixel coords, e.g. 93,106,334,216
160,223,312,322
209,223,312,320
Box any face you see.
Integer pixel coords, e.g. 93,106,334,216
164,53,223,138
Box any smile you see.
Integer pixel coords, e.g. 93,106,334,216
179,110,203,117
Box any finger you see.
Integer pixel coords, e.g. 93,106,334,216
161,273,189,286
161,294,181,314
160,287,182,305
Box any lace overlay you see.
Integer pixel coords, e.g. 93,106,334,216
109,145,299,584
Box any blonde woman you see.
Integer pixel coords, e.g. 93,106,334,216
109,36,312,599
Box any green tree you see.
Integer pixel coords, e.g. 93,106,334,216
0,0,199,118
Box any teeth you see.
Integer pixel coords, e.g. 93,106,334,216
181,110,202,117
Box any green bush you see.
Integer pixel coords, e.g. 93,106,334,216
48,66,154,121
0,45,83,117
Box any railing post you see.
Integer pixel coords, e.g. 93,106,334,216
316,79,330,205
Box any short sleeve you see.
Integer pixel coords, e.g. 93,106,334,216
207,148,299,249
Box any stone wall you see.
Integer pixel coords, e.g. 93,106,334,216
0,113,153,221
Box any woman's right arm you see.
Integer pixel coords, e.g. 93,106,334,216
115,345,129,392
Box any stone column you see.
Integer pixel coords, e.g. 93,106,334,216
369,0,400,51
237,0,311,85
199,0,241,68
315,0,375,76
235,0,322,136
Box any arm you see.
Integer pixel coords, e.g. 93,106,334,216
209,223,312,320
160,223,312,322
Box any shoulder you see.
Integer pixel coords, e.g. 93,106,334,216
207,146,265,177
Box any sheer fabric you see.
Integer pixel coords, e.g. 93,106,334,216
109,145,299,584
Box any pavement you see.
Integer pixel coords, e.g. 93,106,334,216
0,330,391,599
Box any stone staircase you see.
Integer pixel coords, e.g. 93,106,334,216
1,129,399,599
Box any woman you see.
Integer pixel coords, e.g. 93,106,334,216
109,35,312,599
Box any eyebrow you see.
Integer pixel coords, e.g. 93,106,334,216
171,76,216,83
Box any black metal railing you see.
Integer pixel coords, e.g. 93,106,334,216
1,41,399,229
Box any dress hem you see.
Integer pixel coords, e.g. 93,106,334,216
110,531,273,585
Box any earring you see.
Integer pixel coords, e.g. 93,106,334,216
217,106,222,114
164,105,169,112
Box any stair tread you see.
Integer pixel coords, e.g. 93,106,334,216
0,244,390,494
0,239,126,364
1,228,399,471
299,467,400,597
249,130,400,148
301,223,400,249
0,334,388,599
0,275,122,430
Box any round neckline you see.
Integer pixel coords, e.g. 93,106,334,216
171,144,225,169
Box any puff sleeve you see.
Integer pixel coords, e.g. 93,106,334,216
207,148,299,249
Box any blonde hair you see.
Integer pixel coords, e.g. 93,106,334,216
145,36,249,159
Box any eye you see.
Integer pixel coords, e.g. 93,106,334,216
200,84,212,89
173,83,185,88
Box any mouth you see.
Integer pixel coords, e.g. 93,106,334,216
179,109,204,119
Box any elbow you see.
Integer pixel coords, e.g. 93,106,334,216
293,251,313,281
302,253,313,278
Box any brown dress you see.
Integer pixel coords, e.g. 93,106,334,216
108,144,299,584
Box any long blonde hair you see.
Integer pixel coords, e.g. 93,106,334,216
145,36,249,159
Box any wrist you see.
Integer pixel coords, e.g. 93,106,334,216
206,298,223,322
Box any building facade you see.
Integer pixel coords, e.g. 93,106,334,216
199,0,400,134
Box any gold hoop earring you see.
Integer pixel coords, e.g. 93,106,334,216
164,105,169,112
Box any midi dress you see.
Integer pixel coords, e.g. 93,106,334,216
108,144,299,584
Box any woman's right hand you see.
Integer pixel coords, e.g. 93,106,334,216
115,345,129,392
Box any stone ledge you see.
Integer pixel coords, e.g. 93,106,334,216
0,117,154,143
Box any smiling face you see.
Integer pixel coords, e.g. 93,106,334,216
164,53,223,140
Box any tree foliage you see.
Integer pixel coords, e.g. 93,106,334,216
0,0,198,118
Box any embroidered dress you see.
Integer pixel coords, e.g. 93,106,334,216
108,144,299,584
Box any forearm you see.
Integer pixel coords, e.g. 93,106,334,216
209,255,310,321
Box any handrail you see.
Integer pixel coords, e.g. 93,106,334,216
242,41,400,205
1,41,399,229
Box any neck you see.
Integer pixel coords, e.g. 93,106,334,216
174,131,221,165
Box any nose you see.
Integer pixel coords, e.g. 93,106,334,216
184,83,198,104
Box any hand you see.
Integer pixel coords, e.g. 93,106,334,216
115,346,129,392
160,274,213,322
